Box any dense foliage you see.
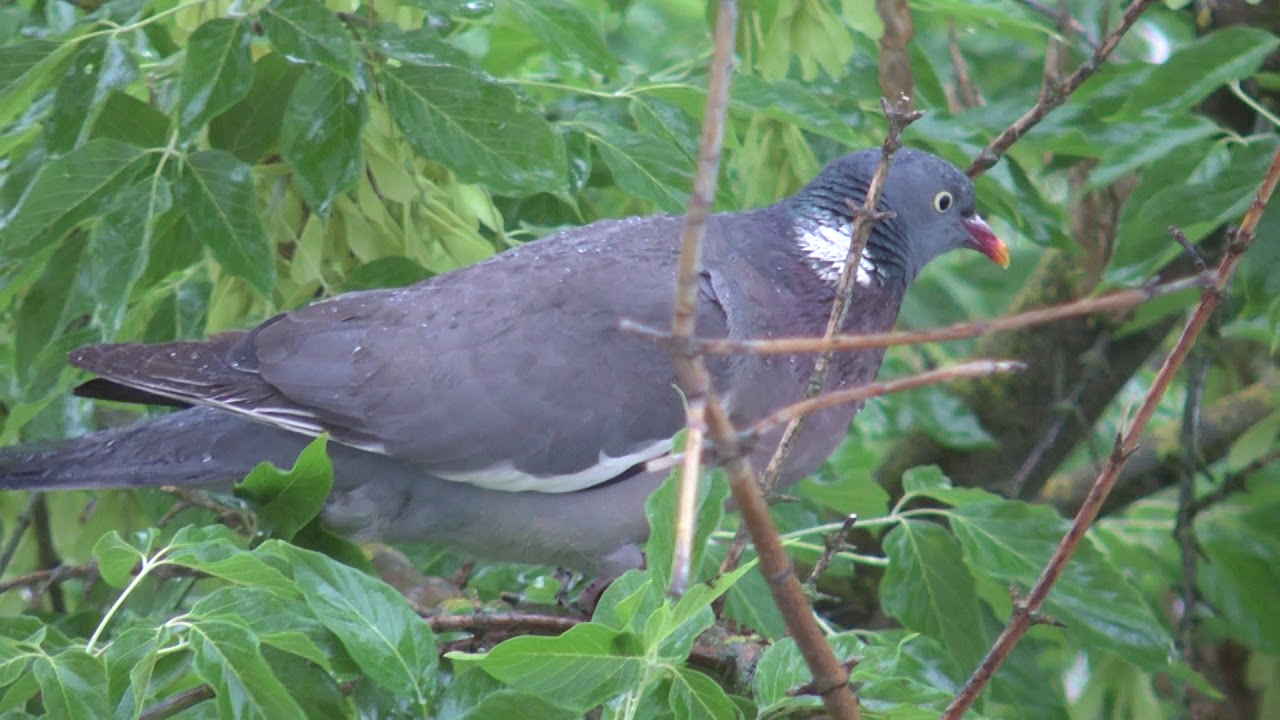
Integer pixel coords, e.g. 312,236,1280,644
0,0,1278,717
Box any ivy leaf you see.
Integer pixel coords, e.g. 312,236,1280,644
383,64,567,197
174,149,275,297
282,66,367,213
177,18,254,138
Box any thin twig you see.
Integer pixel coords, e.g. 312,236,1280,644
660,1,861,715
0,492,41,578
1012,0,1100,48
1186,446,1280,516
664,0,738,599
1008,333,1111,497
967,0,1159,176
1169,225,1207,271
0,562,98,596
746,360,1026,440
1175,350,1210,697
947,21,983,110
804,514,858,591
623,269,1216,357
943,137,1280,720
719,98,921,576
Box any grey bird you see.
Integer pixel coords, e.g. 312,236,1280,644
0,148,1008,574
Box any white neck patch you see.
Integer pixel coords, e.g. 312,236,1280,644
795,224,886,287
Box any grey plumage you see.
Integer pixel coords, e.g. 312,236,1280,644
0,148,1007,574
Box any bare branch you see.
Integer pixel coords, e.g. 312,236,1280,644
967,0,1159,176
745,360,1026,440
943,135,1280,720
804,514,858,592
624,269,1215,356
665,0,738,599
718,99,921,578
660,1,860,715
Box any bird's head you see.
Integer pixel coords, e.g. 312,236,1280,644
785,147,1010,286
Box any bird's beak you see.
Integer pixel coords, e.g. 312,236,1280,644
963,215,1010,268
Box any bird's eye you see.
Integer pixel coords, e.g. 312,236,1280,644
933,191,953,213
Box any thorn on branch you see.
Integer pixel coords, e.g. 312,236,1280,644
1168,226,1206,271
1009,585,1067,628
804,514,858,591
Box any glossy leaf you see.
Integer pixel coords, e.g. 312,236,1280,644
174,149,275,297
880,519,988,678
274,543,436,706
177,18,254,137
186,617,308,719
458,622,645,712
209,53,306,164
281,66,367,213
32,650,110,720
261,0,359,80
235,435,334,541
383,64,567,197
947,501,1173,668
510,0,616,75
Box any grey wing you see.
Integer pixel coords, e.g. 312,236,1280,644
71,219,733,493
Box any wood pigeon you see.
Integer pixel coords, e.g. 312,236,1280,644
0,148,1008,574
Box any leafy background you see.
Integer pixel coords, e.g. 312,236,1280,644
0,0,1278,717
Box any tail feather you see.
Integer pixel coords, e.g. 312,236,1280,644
0,407,279,492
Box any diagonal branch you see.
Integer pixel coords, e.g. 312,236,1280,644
967,0,1159,176
718,98,920,575
943,138,1280,720
623,269,1215,356
661,1,861,716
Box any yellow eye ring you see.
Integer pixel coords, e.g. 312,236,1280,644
933,191,954,213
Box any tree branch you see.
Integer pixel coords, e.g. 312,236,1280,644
943,137,1280,720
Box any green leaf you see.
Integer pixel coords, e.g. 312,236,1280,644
947,501,1173,668
383,64,568,197
103,625,163,718
162,525,299,596
510,0,617,75
644,461,728,590
0,138,151,264
1198,501,1280,654
88,178,172,334
669,666,735,720
186,617,308,719
45,38,139,153
209,53,306,164
281,66,367,213
458,622,645,712
728,74,861,144
592,570,662,632
576,118,691,212
91,92,169,148
32,650,110,720
1085,116,1220,191
911,389,996,450
92,529,153,587
261,0,359,80
177,18,255,138
174,149,275,297
1119,27,1280,117
0,39,77,127
190,586,337,671
13,233,91,386
274,543,436,706
457,690,578,720
363,22,472,68
236,435,334,541
880,520,987,678
336,256,432,292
